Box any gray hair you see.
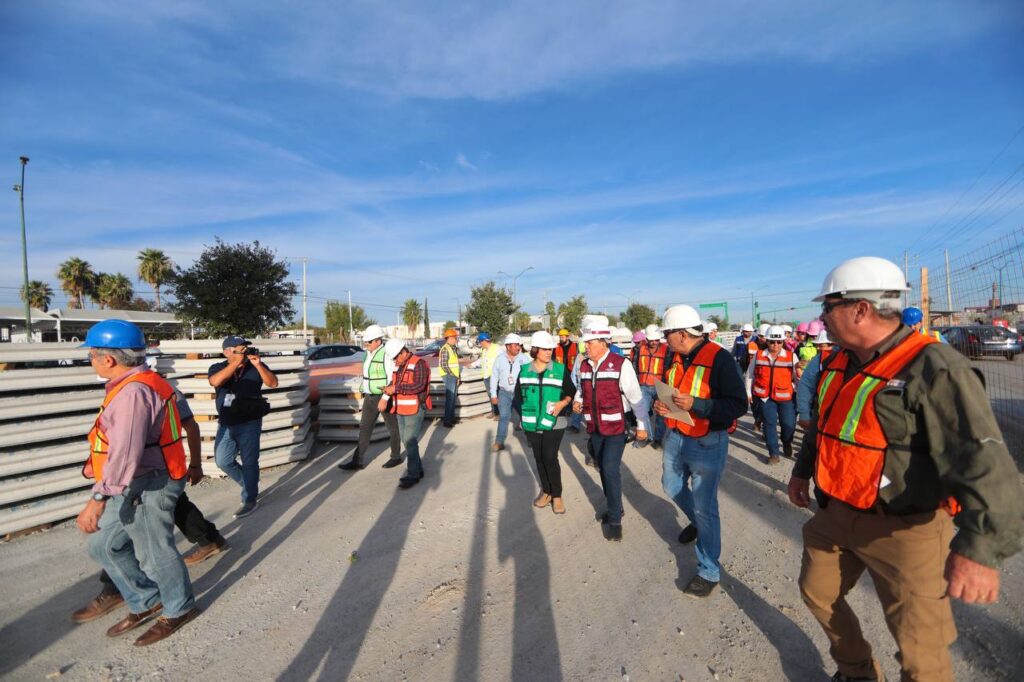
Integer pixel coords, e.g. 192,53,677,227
94,347,146,367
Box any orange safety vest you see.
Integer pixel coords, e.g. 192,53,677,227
390,355,434,416
83,370,187,483
752,348,795,402
814,332,960,514
663,341,722,438
554,342,578,368
636,343,668,386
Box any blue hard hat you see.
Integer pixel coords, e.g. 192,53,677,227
78,320,146,350
902,307,923,326
477,332,491,342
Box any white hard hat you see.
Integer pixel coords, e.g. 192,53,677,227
530,330,556,349
580,314,609,333
741,323,755,333
362,324,385,342
612,326,632,343
661,305,703,334
758,323,770,336
781,325,793,334
384,338,407,359
580,324,613,342
704,322,718,333
644,323,660,336
813,330,831,344
766,325,786,341
504,333,523,345
814,256,909,308
646,327,665,342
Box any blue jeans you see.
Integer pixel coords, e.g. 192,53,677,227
443,375,458,424
215,419,262,503
662,429,728,582
640,385,665,442
760,398,795,456
592,432,627,524
496,388,516,445
398,408,425,478
87,472,195,618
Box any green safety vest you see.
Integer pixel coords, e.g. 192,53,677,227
364,346,389,395
518,361,566,432
797,341,818,362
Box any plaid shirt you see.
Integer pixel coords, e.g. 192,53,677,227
393,356,431,397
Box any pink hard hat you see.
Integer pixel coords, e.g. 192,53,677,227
632,331,647,343
796,322,809,334
807,320,824,336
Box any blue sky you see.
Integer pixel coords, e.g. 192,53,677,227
2,0,1023,327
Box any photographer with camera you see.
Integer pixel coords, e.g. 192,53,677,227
208,335,278,518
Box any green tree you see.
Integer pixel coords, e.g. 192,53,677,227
465,281,517,339
324,301,376,341
126,296,155,312
171,238,297,337
94,273,134,309
56,257,96,309
137,248,174,311
443,320,457,331
544,300,557,330
423,298,430,337
621,303,657,331
401,299,423,335
20,280,53,312
513,311,531,331
707,314,727,328
557,295,587,334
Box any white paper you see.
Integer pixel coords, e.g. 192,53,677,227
654,379,694,426
546,401,558,415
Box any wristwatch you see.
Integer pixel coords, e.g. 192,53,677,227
91,492,109,502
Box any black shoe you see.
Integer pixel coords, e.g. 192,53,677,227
338,460,363,471
783,442,793,458
677,524,698,544
381,458,403,469
398,476,421,489
682,575,718,598
830,673,878,682
650,440,662,450
442,421,455,428
604,524,622,541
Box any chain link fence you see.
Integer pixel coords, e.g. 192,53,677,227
908,227,1024,461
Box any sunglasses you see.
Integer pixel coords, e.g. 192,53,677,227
767,340,784,345
821,298,860,315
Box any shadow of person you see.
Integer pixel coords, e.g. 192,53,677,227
278,420,452,681
619,461,694,585
494,446,564,681
453,432,495,681
559,434,606,517
0,574,98,677
719,568,824,680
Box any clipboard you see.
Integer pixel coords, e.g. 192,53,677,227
654,379,694,426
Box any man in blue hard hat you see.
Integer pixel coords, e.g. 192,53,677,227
75,319,200,646
902,306,946,342
209,335,279,518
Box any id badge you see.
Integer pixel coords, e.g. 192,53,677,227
223,393,236,407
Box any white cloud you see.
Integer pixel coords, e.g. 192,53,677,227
455,153,478,171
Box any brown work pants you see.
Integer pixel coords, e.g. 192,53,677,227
799,501,956,682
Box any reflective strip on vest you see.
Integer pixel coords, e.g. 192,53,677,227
664,342,720,438
363,346,389,395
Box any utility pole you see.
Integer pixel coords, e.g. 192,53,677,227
14,156,32,342
347,289,354,341
903,251,910,308
944,249,952,318
302,257,308,341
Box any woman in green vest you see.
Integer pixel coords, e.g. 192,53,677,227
516,331,577,514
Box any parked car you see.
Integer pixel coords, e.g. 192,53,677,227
306,344,363,365
414,339,447,358
305,344,365,403
935,325,1021,360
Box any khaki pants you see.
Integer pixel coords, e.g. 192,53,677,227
799,501,956,682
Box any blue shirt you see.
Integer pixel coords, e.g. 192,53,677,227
489,352,531,397
796,354,822,420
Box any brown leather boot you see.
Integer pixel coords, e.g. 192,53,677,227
533,493,552,508
134,608,201,647
183,539,229,566
106,603,162,637
71,590,125,623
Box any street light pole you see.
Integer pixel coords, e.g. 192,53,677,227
452,297,462,332
14,156,32,342
497,266,534,310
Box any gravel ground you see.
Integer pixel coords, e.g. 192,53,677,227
1,415,1022,681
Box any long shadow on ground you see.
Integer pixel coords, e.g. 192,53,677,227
278,423,452,681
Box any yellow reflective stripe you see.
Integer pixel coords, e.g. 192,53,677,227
839,377,882,441
817,370,838,407
166,399,180,441
690,367,706,397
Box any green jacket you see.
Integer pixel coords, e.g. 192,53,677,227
794,325,1024,567
363,346,389,395
518,361,566,432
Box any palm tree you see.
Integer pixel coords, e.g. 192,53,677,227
137,248,174,310
56,257,96,309
401,298,423,335
96,273,135,309
20,280,54,312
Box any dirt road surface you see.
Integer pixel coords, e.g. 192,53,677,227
2,415,1022,681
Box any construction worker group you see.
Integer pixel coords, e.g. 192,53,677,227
67,254,1022,682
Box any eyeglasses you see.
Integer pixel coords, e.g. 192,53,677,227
821,298,859,315
767,340,784,345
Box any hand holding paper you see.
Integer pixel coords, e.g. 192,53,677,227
654,379,694,426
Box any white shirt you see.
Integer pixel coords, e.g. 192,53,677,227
361,345,395,394
574,349,649,432
489,351,530,398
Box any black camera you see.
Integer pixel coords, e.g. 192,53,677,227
243,346,260,356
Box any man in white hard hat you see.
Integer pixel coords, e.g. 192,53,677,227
732,323,755,372
572,322,648,541
379,339,432,489
796,330,833,430
633,325,668,449
747,325,797,464
789,256,1024,682
489,333,530,452
653,305,747,597
702,321,719,344
339,324,402,471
